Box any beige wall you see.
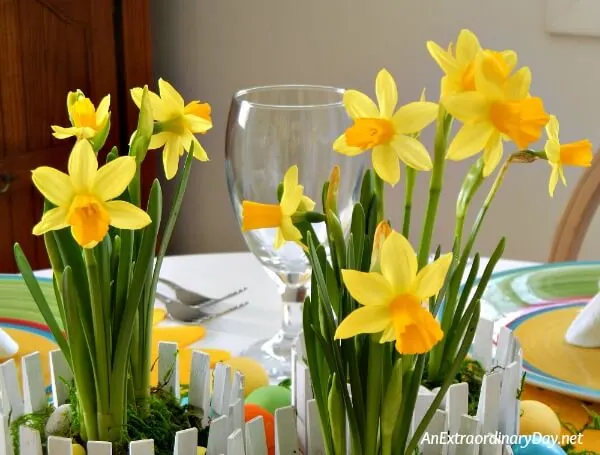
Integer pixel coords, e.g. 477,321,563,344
150,0,600,262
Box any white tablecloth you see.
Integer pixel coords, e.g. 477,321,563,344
153,252,538,355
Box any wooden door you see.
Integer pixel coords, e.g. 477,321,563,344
0,0,153,273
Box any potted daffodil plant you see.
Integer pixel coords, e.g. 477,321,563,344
12,79,213,452
241,29,593,455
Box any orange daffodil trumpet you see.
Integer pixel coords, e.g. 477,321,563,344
544,115,593,196
51,90,110,142
335,230,452,355
333,69,438,186
131,78,213,180
242,165,315,249
442,50,549,176
31,140,151,248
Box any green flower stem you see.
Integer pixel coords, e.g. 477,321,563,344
381,358,403,455
417,108,452,269
402,167,416,237
394,354,427,453
134,146,194,399
83,248,112,440
374,173,385,222
364,337,384,455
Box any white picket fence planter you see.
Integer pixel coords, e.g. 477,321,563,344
0,318,521,455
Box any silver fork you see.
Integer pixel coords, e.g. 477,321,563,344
156,292,249,323
158,277,247,305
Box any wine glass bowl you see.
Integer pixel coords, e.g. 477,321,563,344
225,85,368,380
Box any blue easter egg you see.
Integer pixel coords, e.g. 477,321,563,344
512,434,566,455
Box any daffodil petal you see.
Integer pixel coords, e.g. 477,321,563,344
343,90,379,119
559,165,567,185
93,156,136,201
131,87,167,121
475,53,506,100
274,227,286,249
548,165,560,197
185,114,212,133
505,67,531,101
51,125,77,139
191,137,209,161
149,132,171,150
380,231,417,294
333,133,364,156
442,92,488,123
392,101,438,135
455,29,481,67
545,139,561,164
546,115,559,142
334,305,391,339
341,270,394,306
412,253,452,300
375,69,398,118
95,95,111,125
372,145,400,186
31,167,74,206
379,324,396,343
426,41,458,74
483,136,503,177
391,135,433,171
32,207,69,235
280,216,302,242
159,78,185,108
162,137,181,180
446,123,494,161
501,50,518,71
105,200,151,229
68,140,98,192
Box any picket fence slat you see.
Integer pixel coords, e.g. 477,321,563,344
1,359,24,420
158,342,180,399
22,353,45,414
19,427,42,455
274,406,298,455
472,318,494,370
174,428,197,455
227,429,244,455
188,351,211,427
49,351,71,408
87,441,112,455
47,436,72,455
129,439,153,455
244,417,267,455
7,317,522,455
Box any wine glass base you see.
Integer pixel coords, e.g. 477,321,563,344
241,330,296,383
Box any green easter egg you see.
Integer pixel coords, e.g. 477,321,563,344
246,385,292,414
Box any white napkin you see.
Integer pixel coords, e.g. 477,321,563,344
0,328,18,358
565,292,600,348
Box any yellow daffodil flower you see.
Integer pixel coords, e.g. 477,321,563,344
444,51,550,176
51,91,110,141
544,115,593,197
242,165,315,249
335,231,452,354
131,78,213,180
427,29,517,97
333,69,438,186
31,140,151,248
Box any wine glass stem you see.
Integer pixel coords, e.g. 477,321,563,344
280,284,307,340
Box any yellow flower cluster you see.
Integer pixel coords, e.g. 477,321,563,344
34,80,212,248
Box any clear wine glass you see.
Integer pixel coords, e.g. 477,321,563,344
225,85,368,381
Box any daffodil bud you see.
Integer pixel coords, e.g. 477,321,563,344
328,373,346,455
370,220,392,272
325,165,340,214
66,89,85,125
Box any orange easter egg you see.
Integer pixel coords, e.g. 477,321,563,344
244,403,275,455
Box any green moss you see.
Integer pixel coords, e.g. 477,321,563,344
422,357,486,416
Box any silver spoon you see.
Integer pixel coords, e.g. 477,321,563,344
156,293,249,323
158,277,247,305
